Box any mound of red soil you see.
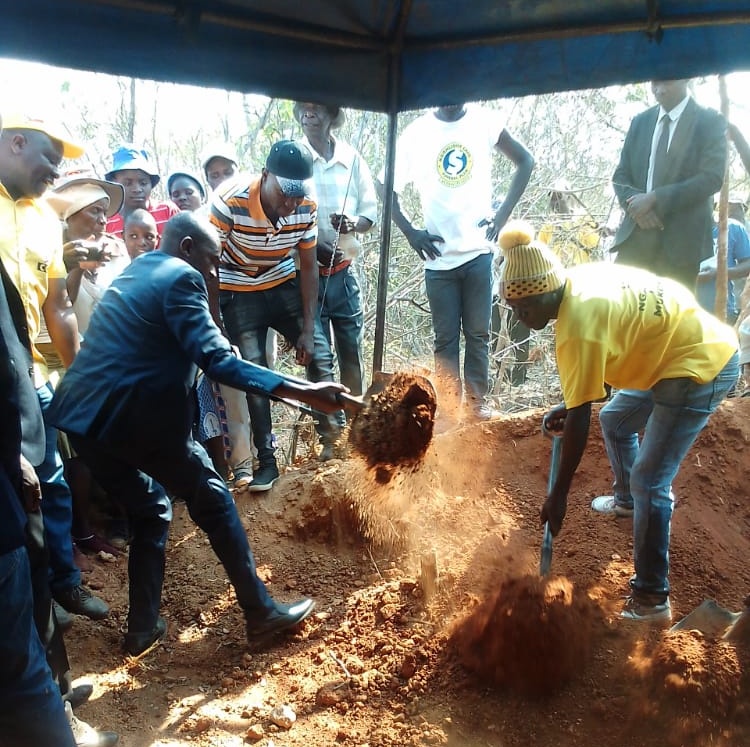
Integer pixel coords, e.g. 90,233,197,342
625,630,745,745
449,574,593,697
348,372,436,479
651,632,742,717
64,398,750,747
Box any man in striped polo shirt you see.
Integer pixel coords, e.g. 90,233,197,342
210,140,341,491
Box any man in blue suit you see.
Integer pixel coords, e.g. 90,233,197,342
49,212,350,654
612,79,727,290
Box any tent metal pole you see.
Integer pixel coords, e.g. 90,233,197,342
373,109,398,374
372,0,411,375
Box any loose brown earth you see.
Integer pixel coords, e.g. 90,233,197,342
348,372,437,482
68,398,750,747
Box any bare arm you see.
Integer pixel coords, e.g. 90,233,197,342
375,180,443,260
540,401,592,536
42,277,79,368
729,123,750,177
296,246,319,365
486,129,535,240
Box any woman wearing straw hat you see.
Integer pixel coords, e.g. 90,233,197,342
47,176,128,335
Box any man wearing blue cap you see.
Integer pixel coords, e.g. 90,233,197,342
210,140,342,491
105,145,179,238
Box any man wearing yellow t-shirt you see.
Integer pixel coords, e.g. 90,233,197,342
0,114,109,621
500,221,739,625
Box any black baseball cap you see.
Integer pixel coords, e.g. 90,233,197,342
265,140,313,197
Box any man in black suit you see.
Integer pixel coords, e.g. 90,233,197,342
0,254,118,744
612,79,727,290
49,212,350,654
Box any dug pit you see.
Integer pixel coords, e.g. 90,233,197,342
449,574,593,697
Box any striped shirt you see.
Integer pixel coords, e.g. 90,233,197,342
210,176,317,292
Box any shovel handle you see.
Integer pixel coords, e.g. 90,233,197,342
540,423,563,577
540,521,554,576
336,392,365,412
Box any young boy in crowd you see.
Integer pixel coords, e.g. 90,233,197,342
123,209,159,259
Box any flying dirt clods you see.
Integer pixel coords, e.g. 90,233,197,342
348,372,437,481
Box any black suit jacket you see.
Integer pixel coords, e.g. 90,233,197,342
612,98,727,285
0,258,45,553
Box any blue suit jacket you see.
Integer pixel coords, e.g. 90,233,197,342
612,98,727,279
49,251,284,451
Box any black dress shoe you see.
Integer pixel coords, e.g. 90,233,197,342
54,585,110,620
246,598,315,640
63,682,94,711
65,701,119,746
53,600,74,632
122,617,167,656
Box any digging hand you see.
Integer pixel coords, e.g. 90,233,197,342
542,403,567,433
276,380,356,415
540,491,567,537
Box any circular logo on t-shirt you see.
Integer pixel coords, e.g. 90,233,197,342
437,143,473,187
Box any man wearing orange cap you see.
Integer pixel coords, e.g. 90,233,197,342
499,221,739,625
0,115,109,621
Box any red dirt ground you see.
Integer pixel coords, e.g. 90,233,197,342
66,398,750,747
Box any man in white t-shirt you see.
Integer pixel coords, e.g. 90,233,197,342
378,104,534,420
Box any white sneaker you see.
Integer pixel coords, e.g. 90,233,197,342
65,700,119,746
591,495,633,517
592,491,676,517
232,457,254,491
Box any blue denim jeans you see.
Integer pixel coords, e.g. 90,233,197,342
318,266,365,397
598,352,739,599
36,382,80,594
0,545,75,746
220,276,341,456
424,253,492,409
71,434,276,635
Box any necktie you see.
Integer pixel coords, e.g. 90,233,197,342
651,114,671,189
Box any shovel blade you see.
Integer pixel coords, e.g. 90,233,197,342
539,522,553,576
669,598,741,637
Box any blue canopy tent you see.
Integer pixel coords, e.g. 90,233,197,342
3,0,750,368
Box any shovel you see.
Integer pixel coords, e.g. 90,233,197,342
270,369,365,418
274,369,436,467
669,598,743,637
540,423,562,576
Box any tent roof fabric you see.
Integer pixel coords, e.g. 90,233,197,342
3,1,750,112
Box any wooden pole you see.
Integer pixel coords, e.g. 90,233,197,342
715,75,730,322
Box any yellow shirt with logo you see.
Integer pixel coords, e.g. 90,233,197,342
556,263,738,409
0,182,65,384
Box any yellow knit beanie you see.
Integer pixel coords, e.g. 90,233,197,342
499,220,566,300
